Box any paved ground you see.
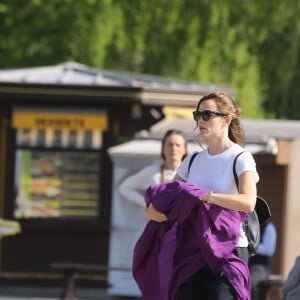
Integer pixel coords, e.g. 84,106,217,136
0,285,141,300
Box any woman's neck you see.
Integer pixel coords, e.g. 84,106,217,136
207,139,234,155
164,160,181,171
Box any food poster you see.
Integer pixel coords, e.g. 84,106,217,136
14,150,99,218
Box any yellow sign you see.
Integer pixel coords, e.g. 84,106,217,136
13,112,108,131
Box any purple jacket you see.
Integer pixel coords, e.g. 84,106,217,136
132,180,250,300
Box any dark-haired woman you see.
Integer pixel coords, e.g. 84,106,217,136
119,129,188,206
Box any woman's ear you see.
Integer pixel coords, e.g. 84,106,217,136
225,115,232,126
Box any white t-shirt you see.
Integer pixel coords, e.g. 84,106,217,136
177,143,259,247
119,164,176,207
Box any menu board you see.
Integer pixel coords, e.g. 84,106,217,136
14,150,100,218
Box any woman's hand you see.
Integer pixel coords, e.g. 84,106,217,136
200,191,214,203
144,204,168,222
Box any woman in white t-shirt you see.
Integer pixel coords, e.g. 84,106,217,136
145,91,259,300
119,129,188,206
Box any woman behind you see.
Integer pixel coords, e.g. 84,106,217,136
119,129,188,206
145,91,259,300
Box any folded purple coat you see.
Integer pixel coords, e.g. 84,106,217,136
132,180,250,300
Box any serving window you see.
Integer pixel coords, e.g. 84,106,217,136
12,108,107,219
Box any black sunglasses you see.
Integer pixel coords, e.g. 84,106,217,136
192,110,228,121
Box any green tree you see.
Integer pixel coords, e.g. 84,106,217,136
2,0,300,119
0,0,104,67
104,0,262,117
241,0,300,119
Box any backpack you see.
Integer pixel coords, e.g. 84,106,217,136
188,151,271,257
233,152,271,256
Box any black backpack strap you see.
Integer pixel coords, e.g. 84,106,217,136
233,151,271,224
233,151,246,189
188,152,199,174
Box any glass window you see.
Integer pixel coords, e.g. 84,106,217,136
14,150,100,219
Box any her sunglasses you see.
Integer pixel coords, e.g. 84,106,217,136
192,110,228,121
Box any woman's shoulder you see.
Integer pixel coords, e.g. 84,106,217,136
138,164,161,174
119,164,161,187
187,150,202,159
229,143,245,154
229,144,254,159
231,144,258,175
